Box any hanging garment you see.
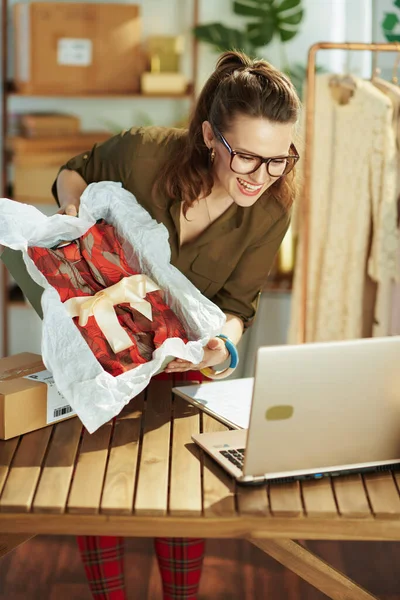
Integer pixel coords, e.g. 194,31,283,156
290,74,399,342
28,220,188,377
370,77,400,337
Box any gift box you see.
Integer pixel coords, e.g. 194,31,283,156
0,182,226,432
0,353,76,439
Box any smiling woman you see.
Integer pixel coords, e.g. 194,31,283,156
52,49,301,600
202,115,298,206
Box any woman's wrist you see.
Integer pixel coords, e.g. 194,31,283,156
201,334,239,380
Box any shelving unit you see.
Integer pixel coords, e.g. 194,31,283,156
1,0,199,356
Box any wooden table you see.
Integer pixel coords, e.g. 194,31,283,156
0,379,399,600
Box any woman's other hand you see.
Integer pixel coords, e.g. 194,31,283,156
164,337,229,373
56,169,87,216
57,201,79,216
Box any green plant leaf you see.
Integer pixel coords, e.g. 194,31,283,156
279,27,300,42
382,12,400,42
233,0,272,18
246,18,275,47
384,32,400,42
395,0,400,10
276,0,302,12
382,12,399,31
193,23,249,52
196,0,303,53
280,9,303,25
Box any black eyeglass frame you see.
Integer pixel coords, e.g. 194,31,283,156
213,126,300,178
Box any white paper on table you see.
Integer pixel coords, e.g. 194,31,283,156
173,377,254,430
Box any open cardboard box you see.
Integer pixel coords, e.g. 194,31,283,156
0,248,77,439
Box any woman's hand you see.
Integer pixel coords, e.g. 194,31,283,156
57,200,80,216
165,337,230,373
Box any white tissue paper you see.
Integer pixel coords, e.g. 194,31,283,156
0,181,226,432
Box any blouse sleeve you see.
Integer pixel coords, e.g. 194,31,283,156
211,211,291,330
51,128,141,206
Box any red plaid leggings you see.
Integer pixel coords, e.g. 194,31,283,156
78,371,206,599
77,535,205,599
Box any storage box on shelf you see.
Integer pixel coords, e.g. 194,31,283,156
14,2,144,95
8,132,112,204
21,113,81,138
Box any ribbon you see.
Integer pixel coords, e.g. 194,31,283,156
64,274,160,354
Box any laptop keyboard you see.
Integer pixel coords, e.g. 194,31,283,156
220,448,245,469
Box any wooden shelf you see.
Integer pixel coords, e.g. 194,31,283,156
8,91,193,100
12,197,58,206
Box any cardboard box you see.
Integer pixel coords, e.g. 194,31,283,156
9,132,112,154
21,113,81,138
0,353,77,439
140,72,188,95
9,132,112,204
14,3,143,95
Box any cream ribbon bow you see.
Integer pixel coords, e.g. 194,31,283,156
64,274,160,354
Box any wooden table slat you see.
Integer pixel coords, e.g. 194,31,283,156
67,422,113,515
0,438,20,495
332,474,372,518
134,380,172,516
0,427,53,512
236,486,269,516
202,415,236,517
301,478,339,518
169,396,202,516
33,418,83,514
101,394,144,515
363,472,400,518
269,481,304,517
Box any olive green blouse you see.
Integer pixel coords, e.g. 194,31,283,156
52,126,291,330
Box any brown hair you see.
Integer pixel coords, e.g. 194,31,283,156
156,50,301,213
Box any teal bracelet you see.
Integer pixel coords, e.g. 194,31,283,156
200,334,239,380
216,334,239,368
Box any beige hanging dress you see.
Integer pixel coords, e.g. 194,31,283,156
289,73,399,343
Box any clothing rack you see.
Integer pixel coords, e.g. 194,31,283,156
300,41,400,344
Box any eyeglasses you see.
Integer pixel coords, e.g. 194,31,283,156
213,126,299,178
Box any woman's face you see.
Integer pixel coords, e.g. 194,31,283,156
203,114,294,207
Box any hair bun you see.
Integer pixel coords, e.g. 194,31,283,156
215,50,251,74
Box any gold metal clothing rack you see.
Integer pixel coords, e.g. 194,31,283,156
300,41,400,343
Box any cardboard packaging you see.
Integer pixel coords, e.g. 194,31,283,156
14,2,143,95
0,353,77,439
9,132,111,204
21,113,81,138
140,72,188,95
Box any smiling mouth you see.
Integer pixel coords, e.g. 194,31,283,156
237,177,264,193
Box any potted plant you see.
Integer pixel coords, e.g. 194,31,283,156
193,0,307,94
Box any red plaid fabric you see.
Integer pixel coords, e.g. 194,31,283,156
77,535,126,599
154,537,205,599
28,220,188,376
77,371,207,600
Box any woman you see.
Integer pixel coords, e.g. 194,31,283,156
54,50,300,600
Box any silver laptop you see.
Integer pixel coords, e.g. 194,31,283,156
191,336,400,485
